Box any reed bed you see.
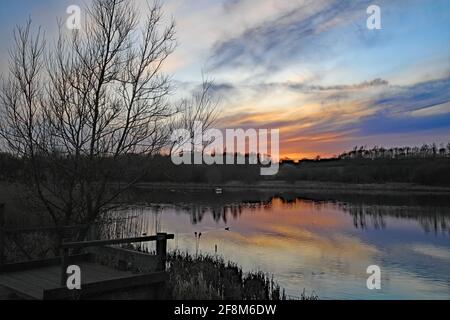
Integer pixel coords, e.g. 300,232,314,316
165,251,318,300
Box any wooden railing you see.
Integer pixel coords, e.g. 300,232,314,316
0,203,175,286
60,233,174,285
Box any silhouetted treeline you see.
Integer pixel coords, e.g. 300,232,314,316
120,154,263,184
2,144,450,186
338,143,450,160
277,142,450,186
278,158,450,186
106,149,450,186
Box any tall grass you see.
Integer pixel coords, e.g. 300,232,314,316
166,251,317,300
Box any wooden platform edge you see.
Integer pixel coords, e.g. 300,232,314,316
0,254,92,273
42,271,168,300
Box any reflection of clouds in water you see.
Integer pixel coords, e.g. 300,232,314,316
217,226,380,281
107,195,450,299
410,244,450,261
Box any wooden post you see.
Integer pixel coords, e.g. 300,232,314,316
60,241,69,286
0,203,5,266
156,233,167,271
156,232,168,299
89,222,98,241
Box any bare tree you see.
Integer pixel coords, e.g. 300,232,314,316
0,0,176,240
170,78,221,157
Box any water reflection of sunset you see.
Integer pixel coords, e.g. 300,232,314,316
121,196,450,299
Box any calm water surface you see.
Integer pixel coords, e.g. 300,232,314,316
112,190,450,300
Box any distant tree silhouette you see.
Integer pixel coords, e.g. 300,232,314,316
339,142,450,160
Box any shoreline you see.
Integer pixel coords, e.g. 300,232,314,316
134,181,450,195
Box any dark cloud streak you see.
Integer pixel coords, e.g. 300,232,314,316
208,0,373,72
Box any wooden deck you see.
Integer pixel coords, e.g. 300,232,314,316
0,261,140,299
0,206,174,300
0,232,174,299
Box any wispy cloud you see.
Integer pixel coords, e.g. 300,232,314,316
212,76,450,157
0,0,449,158
208,0,374,74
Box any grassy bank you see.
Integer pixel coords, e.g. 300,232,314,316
134,180,450,195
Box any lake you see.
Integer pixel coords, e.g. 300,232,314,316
111,188,450,300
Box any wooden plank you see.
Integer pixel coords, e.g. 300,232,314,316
6,271,58,290
0,262,145,299
17,262,133,284
77,263,132,283
0,254,91,273
36,266,61,278
22,268,60,284
62,234,174,250
0,274,43,299
0,261,167,300
43,271,168,300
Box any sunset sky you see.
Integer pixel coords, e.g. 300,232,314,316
1,0,449,159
